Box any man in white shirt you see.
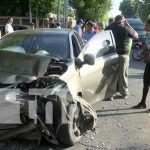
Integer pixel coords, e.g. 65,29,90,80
5,17,14,34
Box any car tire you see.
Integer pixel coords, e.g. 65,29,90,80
132,48,144,61
57,104,81,146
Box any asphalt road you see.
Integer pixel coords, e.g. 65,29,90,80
1,58,150,150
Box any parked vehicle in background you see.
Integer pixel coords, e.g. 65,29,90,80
126,18,146,40
0,24,30,37
126,18,146,61
132,39,145,61
0,29,118,146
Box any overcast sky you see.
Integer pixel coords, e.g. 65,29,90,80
108,0,123,18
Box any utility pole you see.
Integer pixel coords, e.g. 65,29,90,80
135,0,139,16
29,0,32,23
64,0,68,28
57,0,60,22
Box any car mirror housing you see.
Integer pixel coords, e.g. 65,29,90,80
83,54,95,65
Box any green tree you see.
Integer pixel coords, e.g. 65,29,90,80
31,0,55,17
0,0,29,16
0,0,54,17
138,0,150,22
119,0,136,17
69,0,112,22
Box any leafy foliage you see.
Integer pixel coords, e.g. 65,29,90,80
0,0,112,22
31,0,54,17
119,0,150,22
119,0,136,17
0,0,29,16
69,0,112,22
138,0,150,22
0,0,54,17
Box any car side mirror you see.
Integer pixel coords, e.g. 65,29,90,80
102,40,110,46
82,39,88,46
83,54,95,65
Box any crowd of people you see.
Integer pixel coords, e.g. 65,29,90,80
73,18,111,41
74,15,150,109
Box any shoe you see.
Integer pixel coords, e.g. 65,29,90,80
104,96,114,101
110,96,114,101
121,94,128,99
132,103,146,109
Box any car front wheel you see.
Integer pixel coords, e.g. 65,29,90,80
57,104,82,146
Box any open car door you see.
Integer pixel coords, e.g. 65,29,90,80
79,31,119,104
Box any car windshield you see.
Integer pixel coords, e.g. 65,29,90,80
0,33,70,59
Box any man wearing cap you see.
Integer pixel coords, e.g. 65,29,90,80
83,21,96,41
73,18,84,38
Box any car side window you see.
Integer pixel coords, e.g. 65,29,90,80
96,32,116,58
72,35,81,58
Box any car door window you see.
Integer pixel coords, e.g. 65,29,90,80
72,35,81,58
96,40,115,58
82,31,116,58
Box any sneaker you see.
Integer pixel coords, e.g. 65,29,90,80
121,94,128,99
132,102,146,109
104,96,114,101
110,96,114,101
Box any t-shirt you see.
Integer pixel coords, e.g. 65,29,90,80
83,31,96,41
105,22,133,55
5,23,14,34
49,23,57,28
73,25,83,37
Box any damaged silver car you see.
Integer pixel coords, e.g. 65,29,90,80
0,29,118,146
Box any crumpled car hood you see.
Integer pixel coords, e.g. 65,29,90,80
0,51,51,84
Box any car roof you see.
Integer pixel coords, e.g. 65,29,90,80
126,18,144,24
6,28,74,35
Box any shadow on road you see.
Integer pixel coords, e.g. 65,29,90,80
96,109,147,117
128,74,143,79
96,108,131,113
129,59,145,71
0,138,70,150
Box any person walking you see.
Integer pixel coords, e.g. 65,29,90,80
5,17,14,34
105,15,138,99
132,19,150,109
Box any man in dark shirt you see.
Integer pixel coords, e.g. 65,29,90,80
105,15,138,99
49,17,57,28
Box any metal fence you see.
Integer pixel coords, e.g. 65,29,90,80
0,16,76,29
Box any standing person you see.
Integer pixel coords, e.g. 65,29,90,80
132,19,150,109
30,22,35,29
98,22,105,31
5,17,14,34
108,18,115,26
73,18,84,38
106,15,138,99
49,17,57,28
83,21,96,41
93,22,100,33
56,22,61,28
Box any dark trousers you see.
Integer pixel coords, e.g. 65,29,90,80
141,85,149,104
141,64,150,104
